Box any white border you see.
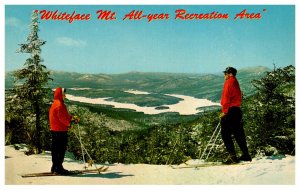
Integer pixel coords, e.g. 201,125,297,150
1,0,298,190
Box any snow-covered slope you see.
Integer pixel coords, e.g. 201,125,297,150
4,145,295,186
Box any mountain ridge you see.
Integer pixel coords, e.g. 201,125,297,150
5,66,271,102
5,65,271,76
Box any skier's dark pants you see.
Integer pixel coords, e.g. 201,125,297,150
221,107,249,155
51,131,68,171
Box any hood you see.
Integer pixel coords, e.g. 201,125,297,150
54,87,64,101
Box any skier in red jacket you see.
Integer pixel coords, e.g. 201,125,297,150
220,67,252,164
49,87,79,174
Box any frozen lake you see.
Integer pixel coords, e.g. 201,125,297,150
66,89,220,115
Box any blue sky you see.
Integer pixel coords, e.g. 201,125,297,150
5,5,295,74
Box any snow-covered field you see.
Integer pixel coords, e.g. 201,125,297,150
5,145,295,186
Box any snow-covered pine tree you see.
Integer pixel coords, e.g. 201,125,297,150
9,11,52,153
249,65,295,154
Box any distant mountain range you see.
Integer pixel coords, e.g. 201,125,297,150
5,66,270,102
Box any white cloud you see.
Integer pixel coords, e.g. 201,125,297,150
56,37,87,47
5,17,24,29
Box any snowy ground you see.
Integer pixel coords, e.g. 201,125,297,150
4,145,296,189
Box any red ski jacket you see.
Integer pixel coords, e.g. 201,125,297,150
220,76,242,114
49,87,72,132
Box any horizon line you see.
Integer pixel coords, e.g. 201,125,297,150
5,65,275,75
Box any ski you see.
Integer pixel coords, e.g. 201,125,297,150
21,166,109,178
170,161,251,169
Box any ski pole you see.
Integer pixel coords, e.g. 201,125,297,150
73,123,99,170
199,121,221,161
205,125,221,160
73,123,87,168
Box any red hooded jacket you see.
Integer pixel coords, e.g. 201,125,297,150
220,76,242,114
49,87,72,132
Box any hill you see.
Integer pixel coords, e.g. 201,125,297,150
4,66,271,131
5,66,270,102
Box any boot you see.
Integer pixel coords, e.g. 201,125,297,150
56,165,70,175
51,165,57,173
238,153,252,162
222,153,238,164
51,165,70,175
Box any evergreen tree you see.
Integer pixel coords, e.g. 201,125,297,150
245,65,295,155
6,11,52,153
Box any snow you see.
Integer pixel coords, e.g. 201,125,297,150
4,145,296,188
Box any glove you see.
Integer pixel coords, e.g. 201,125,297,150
219,112,226,119
72,115,80,124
